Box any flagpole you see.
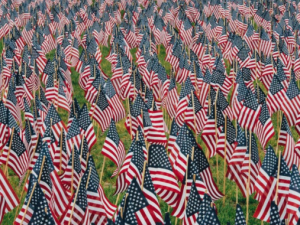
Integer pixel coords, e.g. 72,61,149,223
191,90,197,136
223,115,227,206
20,182,37,225
215,88,219,185
128,98,133,139
71,144,75,195
275,111,282,155
275,152,281,204
141,161,147,191
38,156,46,182
68,177,82,225
4,127,15,176
246,130,251,224
59,128,63,173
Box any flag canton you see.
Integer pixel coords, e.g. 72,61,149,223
196,194,212,223
78,104,92,131
270,75,284,95
235,204,246,225
216,105,225,128
34,154,52,188
259,102,270,125
290,165,300,190
0,101,6,124
237,79,248,102
84,156,99,193
243,88,259,110
286,79,300,100
87,37,98,55
104,79,117,99
96,90,110,111
247,133,259,164
126,178,149,214
30,191,55,225
80,137,89,161
186,181,202,217
168,78,176,91
279,155,291,177
148,144,172,170
10,130,26,157
68,147,82,174
143,109,152,128
107,119,120,146
281,115,292,136
270,201,281,225
217,91,229,113
132,142,145,173
45,105,62,125
262,145,278,176
225,118,236,145
44,60,55,76
67,118,81,140
143,166,155,193
75,180,88,212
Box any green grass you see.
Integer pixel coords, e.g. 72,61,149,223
2,41,291,224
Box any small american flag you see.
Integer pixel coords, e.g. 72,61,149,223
102,119,125,177
78,104,96,150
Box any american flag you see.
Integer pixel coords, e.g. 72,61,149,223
0,129,28,180
0,102,8,149
279,115,297,169
143,109,167,147
104,79,126,123
122,177,156,225
53,129,68,172
253,145,278,221
254,102,275,149
171,124,195,182
66,117,82,156
63,145,82,192
6,81,21,124
61,176,90,225
198,206,221,224
0,168,19,223
286,165,300,218
165,78,178,119
197,144,224,201
82,156,116,223
238,88,261,132
142,165,164,223
91,89,113,132
78,104,96,150
126,140,145,186
15,175,57,225
102,119,126,177
148,144,180,207
185,91,207,134
78,136,89,173
266,75,286,115
183,180,203,225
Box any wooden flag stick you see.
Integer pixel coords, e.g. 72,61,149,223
71,144,75,195
38,156,46,182
191,90,197,135
275,152,281,204
275,111,282,155
20,182,37,225
99,156,106,184
4,127,15,176
141,161,147,191
215,89,219,185
68,177,82,225
59,128,63,172
246,130,252,224
236,183,238,204
128,99,133,139
223,115,227,205
86,167,92,190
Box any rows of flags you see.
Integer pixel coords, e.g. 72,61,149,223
2,0,300,223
